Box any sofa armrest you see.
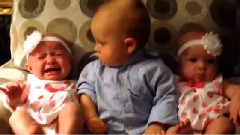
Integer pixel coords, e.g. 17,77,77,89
0,99,12,133
0,60,29,133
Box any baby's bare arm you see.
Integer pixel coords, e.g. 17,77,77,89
143,123,167,135
222,79,240,99
223,80,240,124
80,94,98,122
80,94,107,133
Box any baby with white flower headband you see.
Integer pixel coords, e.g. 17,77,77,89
0,31,83,134
167,31,240,134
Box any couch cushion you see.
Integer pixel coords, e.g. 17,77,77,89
10,0,98,76
0,100,12,134
0,0,240,134
7,0,240,80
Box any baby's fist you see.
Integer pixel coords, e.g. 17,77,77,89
87,117,107,134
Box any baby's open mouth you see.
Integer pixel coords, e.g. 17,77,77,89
44,68,61,73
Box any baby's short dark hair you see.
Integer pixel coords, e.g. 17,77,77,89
125,0,151,48
97,0,151,49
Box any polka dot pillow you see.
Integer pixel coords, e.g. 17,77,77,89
9,0,240,76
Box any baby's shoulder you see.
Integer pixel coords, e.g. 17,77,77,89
140,57,165,68
83,59,102,70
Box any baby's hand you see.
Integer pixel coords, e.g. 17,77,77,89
86,117,107,134
143,123,165,135
229,92,240,125
0,81,28,109
166,119,192,134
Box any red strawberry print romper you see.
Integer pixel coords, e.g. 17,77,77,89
24,74,79,125
178,75,230,131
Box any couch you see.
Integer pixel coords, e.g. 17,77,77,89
0,0,240,133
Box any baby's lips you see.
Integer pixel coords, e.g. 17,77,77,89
0,85,8,94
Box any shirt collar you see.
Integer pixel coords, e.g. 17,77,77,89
97,48,159,68
124,48,159,67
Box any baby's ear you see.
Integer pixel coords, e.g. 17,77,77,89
25,62,32,72
124,37,137,54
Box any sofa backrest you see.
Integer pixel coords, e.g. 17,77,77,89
2,0,240,82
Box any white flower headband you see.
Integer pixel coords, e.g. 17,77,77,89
23,31,71,59
177,32,222,57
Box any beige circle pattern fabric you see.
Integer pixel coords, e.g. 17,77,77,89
9,0,240,76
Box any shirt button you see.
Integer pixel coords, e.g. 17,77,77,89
128,126,133,130
138,68,143,73
121,87,126,92
125,107,131,113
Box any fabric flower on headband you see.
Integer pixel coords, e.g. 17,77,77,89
177,32,222,57
202,32,222,57
23,31,42,54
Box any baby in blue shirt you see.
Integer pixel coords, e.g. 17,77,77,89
77,0,179,134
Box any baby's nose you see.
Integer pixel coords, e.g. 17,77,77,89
94,44,100,53
46,55,54,63
197,61,205,69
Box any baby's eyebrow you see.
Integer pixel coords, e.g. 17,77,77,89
34,52,44,55
95,39,102,43
32,52,46,57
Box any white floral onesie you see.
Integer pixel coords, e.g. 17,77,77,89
24,74,79,125
178,75,230,131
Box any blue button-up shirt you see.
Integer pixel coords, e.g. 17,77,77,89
77,49,179,134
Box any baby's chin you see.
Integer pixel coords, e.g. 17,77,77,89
190,77,204,83
193,76,217,83
41,75,65,80
194,79,204,83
